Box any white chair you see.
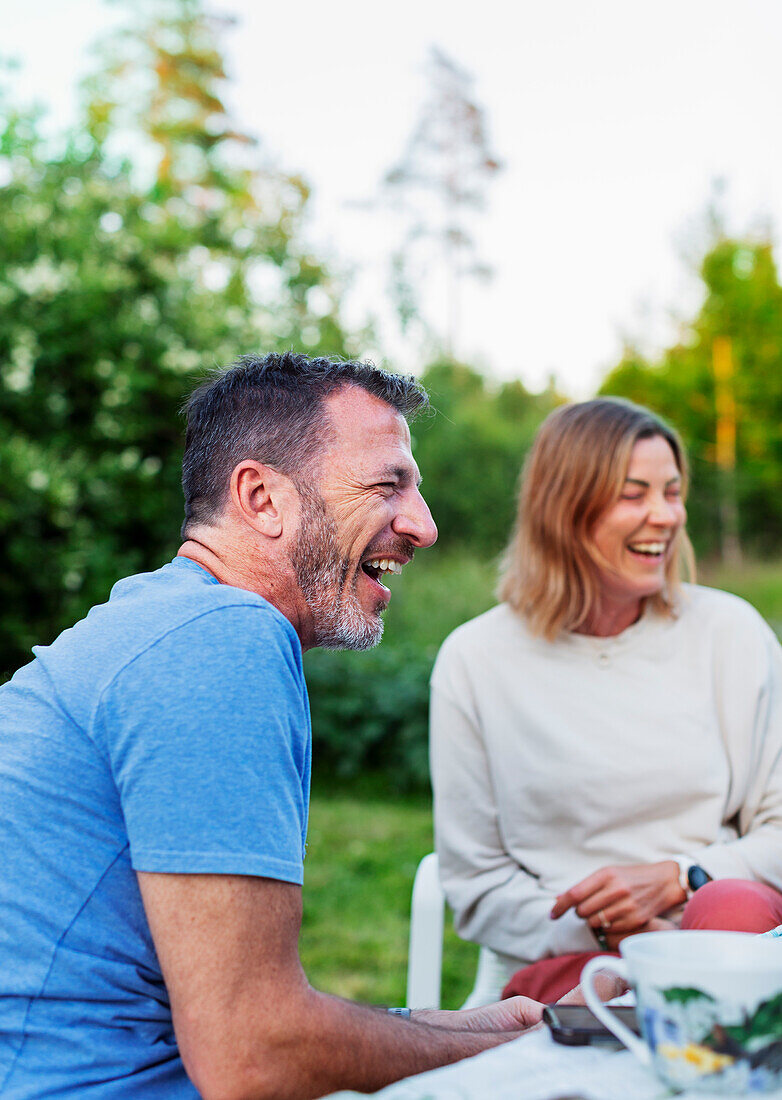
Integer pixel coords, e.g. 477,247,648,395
406,852,522,1009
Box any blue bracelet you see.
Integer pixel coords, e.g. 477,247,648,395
387,1006,412,1019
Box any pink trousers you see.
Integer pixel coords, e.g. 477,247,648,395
501,879,782,1003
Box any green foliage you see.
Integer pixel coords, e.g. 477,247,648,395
601,236,782,558
413,359,561,551
301,780,478,1008
305,644,432,791
305,551,498,791
382,549,498,651
700,559,782,634
0,1,352,681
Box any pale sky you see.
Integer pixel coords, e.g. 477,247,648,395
6,0,782,396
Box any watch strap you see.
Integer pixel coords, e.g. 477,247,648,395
673,855,694,900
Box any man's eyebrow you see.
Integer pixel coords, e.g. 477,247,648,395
375,464,422,487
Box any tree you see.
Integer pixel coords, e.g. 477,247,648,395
0,0,353,681
412,359,561,552
380,47,502,358
601,236,782,559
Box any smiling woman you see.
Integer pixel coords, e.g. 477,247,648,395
585,433,687,635
430,397,782,1005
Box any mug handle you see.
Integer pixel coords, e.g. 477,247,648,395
580,956,650,1066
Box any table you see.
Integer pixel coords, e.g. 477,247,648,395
324,1023,782,1100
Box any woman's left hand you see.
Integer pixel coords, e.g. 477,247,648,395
550,861,686,934
602,916,678,951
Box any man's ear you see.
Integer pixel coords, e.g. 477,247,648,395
229,461,293,538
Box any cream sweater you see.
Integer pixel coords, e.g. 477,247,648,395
430,585,782,965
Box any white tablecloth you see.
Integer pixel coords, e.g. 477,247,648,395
325,1023,782,1100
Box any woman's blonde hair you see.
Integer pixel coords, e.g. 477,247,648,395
498,397,696,639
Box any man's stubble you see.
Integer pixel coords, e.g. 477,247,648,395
291,485,385,651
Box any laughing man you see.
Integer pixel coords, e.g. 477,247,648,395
0,353,542,1099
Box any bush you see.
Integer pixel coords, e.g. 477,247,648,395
305,642,434,791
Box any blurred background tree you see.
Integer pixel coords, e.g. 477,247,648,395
1,0,781,782
601,235,782,560
412,359,561,551
0,0,353,681
379,46,502,358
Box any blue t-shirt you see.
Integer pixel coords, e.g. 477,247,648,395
0,557,311,1098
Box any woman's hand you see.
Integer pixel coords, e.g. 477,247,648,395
603,915,678,951
550,861,685,935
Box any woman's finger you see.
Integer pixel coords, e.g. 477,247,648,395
575,885,627,921
550,870,612,919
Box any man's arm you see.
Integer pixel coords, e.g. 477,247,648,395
138,872,543,1100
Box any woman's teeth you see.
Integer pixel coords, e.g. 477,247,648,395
628,542,666,556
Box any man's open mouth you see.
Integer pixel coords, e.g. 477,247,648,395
361,558,404,583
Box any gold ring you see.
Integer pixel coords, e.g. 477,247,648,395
597,909,610,929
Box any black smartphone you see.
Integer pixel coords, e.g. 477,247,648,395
543,1003,640,1047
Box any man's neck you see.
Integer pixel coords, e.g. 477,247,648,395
177,537,316,650
177,539,250,590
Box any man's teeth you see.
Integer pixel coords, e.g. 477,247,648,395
367,558,403,575
628,542,666,555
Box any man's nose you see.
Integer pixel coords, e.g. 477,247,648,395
393,488,438,548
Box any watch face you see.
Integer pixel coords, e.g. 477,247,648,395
688,865,712,892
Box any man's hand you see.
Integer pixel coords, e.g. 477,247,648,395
555,917,678,1006
556,969,629,1006
137,871,545,1100
414,996,544,1035
550,861,685,935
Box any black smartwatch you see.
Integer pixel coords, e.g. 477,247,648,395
688,864,712,892
674,856,712,899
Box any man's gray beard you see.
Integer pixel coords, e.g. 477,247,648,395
291,486,385,651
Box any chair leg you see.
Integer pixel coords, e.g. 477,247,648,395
406,853,445,1009
406,853,520,1011
460,947,516,1008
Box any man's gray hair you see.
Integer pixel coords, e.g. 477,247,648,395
181,351,428,535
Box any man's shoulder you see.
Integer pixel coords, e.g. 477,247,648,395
91,556,293,648
102,558,301,684
13,558,300,726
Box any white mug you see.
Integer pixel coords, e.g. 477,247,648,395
582,930,782,1094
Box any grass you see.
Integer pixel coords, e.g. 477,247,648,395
300,777,478,1009
298,554,782,1010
